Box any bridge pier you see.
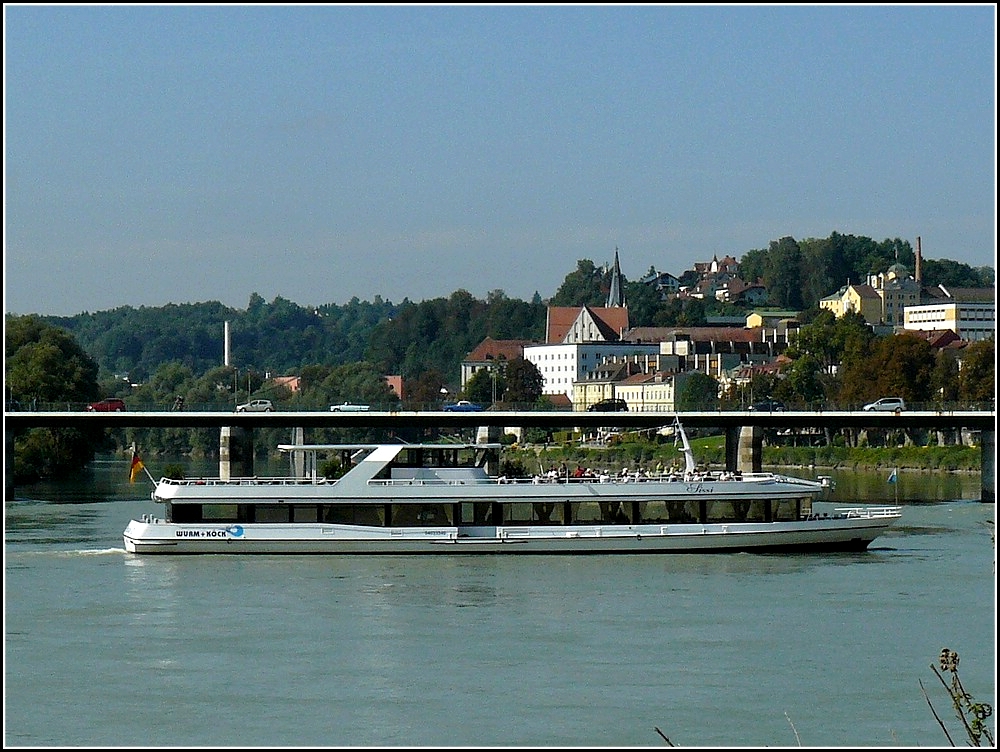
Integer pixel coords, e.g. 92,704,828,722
982,430,995,504
5,429,13,501
290,427,305,478
725,425,763,473
219,426,254,479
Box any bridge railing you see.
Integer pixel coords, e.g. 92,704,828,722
6,399,996,414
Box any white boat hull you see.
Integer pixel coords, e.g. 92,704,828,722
123,514,897,555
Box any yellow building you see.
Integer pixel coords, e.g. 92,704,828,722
819,264,922,327
819,283,882,324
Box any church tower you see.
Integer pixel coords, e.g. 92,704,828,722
606,248,626,308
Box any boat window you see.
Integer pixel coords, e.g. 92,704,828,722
772,499,798,522
324,504,353,524
390,504,453,527
799,497,813,518
638,501,699,524
170,504,201,523
705,500,767,523
323,505,386,526
256,505,291,523
458,502,496,525
499,502,567,525
566,501,634,524
201,504,239,522
532,502,564,524
355,505,386,526
292,505,318,523
503,503,534,525
568,502,603,524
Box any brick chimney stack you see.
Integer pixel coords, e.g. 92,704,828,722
915,236,922,284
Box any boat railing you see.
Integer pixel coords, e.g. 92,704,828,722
806,505,903,520
834,505,903,519
157,476,333,487
369,471,779,487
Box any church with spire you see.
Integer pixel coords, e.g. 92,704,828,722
519,249,653,400
461,248,647,402
606,247,626,308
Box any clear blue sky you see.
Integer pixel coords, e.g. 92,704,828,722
4,4,996,317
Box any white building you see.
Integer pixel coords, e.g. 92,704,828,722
904,301,996,342
524,342,659,400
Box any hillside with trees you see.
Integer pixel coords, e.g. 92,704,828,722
5,231,994,479
24,231,990,389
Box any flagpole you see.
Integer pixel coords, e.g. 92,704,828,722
130,444,158,487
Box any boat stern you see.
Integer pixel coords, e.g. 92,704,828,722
123,514,176,553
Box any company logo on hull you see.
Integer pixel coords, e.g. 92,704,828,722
175,525,245,538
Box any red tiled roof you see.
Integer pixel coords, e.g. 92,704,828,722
907,329,962,349
545,392,573,407
546,306,630,343
621,371,655,385
465,337,534,361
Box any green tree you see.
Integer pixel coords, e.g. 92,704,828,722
623,277,664,327
5,315,101,406
502,357,544,405
405,369,450,409
5,315,104,480
920,258,993,288
957,340,995,404
930,350,960,404
550,259,607,307
653,297,708,327
788,309,874,371
838,332,936,407
316,362,399,409
677,372,719,410
763,236,804,309
466,367,506,405
778,353,826,406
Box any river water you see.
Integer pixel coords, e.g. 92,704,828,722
4,457,996,747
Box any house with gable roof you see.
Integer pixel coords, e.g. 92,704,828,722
459,336,536,392
524,249,663,400
819,282,883,325
526,304,655,399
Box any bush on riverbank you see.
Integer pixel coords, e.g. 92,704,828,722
763,444,981,472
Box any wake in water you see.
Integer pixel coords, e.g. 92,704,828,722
54,547,126,557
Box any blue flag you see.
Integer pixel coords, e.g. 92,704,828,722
887,468,898,484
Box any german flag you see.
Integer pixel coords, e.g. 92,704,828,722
129,451,145,484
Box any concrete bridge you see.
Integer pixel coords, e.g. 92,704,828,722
5,409,995,501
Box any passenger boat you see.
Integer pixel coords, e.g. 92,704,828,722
123,419,902,555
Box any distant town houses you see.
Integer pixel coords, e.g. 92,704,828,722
640,270,681,300
819,259,995,342
457,246,994,412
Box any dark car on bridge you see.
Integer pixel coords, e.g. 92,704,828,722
588,398,628,412
87,398,126,412
748,399,785,412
